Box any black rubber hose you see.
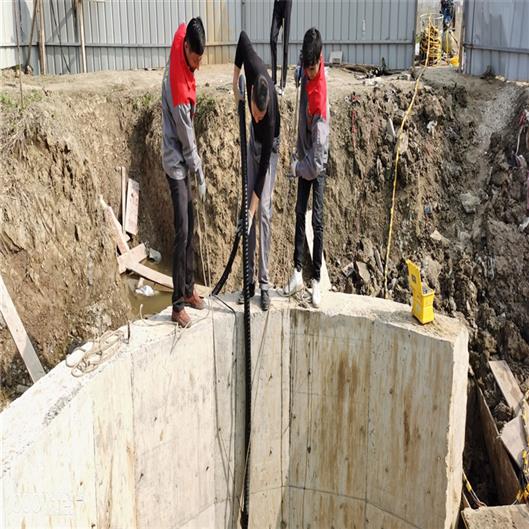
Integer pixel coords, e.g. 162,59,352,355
211,232,240,296
238,74,252,529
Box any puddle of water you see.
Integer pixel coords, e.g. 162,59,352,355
126,259,173,318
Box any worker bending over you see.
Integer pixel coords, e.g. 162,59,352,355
233,31,281,311
161,18,207,327
284,27,329,309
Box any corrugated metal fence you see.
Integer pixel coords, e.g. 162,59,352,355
464,0,529,81
1,0,418,75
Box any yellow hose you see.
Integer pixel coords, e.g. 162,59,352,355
383,18,433,298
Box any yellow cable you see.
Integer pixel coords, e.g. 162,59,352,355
383,18,433,298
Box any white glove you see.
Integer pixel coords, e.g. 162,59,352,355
288,159,298,179
198,178,206,202
236,212,254,237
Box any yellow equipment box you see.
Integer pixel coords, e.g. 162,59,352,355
406,260,435,324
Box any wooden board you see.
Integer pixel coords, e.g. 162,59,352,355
477,386,520,503
125,178,139,235
489,360,524,413
121,166,127,235
0,274,45,382
305,210,331,291
125,258,210,299
462,505,529,529
117,243,147,274
129,262,172,288
501,414,526,470
104,205,129,254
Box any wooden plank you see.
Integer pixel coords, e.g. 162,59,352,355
121,167,127,235
0,274,45,382
489,360,524,414
477,386,520,503
462,505,529,529
129,262,173,289
501,415,526,470
117,244,147,274
104,205,129,255
125,178,140,235
125,259,211,299
305,210,331,291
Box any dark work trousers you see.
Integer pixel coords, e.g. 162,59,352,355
294,174,325,281
167,175,195,311
270,1,292,89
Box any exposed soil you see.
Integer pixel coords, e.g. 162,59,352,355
1,65,528,501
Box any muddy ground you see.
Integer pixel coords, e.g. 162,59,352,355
1,65,528,503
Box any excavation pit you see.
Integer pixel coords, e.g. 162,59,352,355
1,292,468,529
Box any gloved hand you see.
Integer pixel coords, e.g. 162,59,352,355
236,212,254,237
294,65,302,87
198,178,207,202
288,158,298,179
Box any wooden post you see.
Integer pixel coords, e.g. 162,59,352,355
121,167,127,235
13,0,24,108
24,0,38,72
37,0,46,75
0,274,45,383
77,0,87,73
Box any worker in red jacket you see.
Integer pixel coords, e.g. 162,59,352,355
283,27,329,309
161,18,207,327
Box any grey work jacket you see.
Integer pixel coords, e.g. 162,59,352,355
296,71,330,181
161,64,204,184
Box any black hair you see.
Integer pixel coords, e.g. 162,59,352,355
185,17,206,55
302,27,322,68
252,74,269,112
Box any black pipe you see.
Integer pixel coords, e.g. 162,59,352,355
211,232,240,296
238,74,252,529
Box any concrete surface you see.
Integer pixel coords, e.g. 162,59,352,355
0,292,468,529
461,505,529,529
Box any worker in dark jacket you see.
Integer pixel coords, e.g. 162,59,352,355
162,18,207,328
440,0,456,30
232,31,281,311
283,27,329,309
270,0,293,93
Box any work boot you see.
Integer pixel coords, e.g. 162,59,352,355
171,308,191,328
283,269,303,296
184,289,205,310
237,283,255,304
311,279,321,308
260,289,270,311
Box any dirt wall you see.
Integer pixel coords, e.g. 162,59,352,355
0,68,527,432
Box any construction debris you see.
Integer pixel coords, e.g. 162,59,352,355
430,229,450,246
462,505,529,529
420,18,442,65
148,247,162,263
460,192,481,214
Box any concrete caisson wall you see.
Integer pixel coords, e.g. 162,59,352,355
0,293,468,529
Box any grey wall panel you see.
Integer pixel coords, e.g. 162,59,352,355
244,0,415,69
464,0,529,81
2,0,416,75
